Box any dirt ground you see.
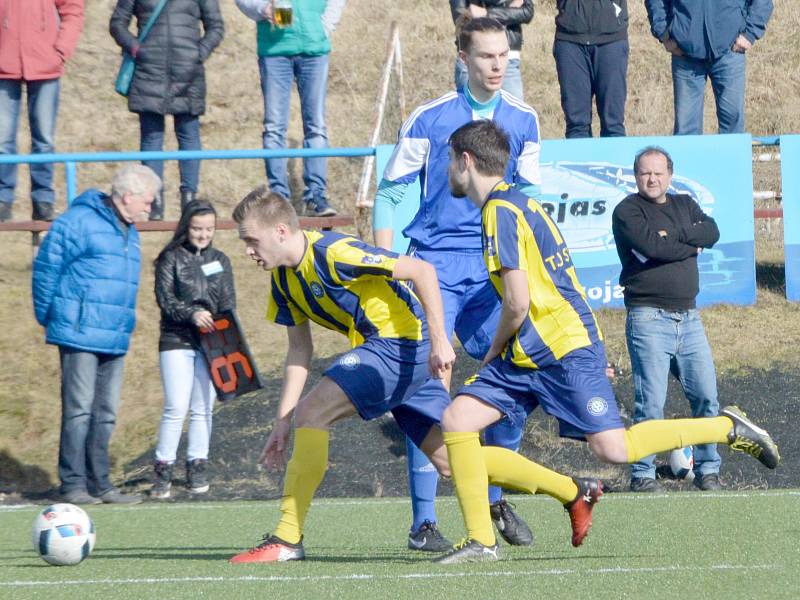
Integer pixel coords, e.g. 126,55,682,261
112,354,797,503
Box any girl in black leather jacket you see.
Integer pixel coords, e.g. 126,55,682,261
150,199,235,498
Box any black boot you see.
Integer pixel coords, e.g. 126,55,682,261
149,191,164,221
32,201,55,221
0,202,11,222
180,189,196,212
151,461,173,499
186,458,209,494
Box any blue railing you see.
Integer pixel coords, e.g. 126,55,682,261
0,147,376,204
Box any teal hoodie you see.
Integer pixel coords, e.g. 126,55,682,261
257,0,330,57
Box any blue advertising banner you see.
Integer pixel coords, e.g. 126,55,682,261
375,134,756,308
781,135,800,301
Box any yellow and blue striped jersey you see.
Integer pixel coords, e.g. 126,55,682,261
482,183,603,369
267,230,425,346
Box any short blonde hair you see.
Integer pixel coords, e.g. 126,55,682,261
111,164,161,199
232,185,299,230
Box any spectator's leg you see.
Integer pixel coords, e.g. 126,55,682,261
58,348,99,495
27,78,60,212
553,39,593,138
295,54,330,204
155,350,195,464
626,308,673,481
139,111,166,184
454,57,469,91
674,311,721,476
186,349,216,462
85,353,125,496
502,58,524,101
709,51,746,134
0,79,23,213
259,55,293,198
671,55,707,135
594,39,628,137
174,113,202,196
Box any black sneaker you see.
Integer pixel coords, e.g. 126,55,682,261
722,405,780,469
304,197,337,217
61,489,102,505
433,538,500,565
186,459,210,493
151,461,173,499
407,520,452,552
693,473,723,491
98,487,143,505
490,499,533,546
32,201,54,221
629,477,663,493
0,202,12,222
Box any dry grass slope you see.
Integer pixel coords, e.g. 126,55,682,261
1,0,799,492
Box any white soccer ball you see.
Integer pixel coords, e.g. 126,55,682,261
32,503,96,566
668,446,695,482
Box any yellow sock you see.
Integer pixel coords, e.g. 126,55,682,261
624,417,731,463
482,446,579,505
442,431,495,547
274,427,329,544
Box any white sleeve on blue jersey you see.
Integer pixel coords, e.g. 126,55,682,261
382,137,431,183
517,140,541,186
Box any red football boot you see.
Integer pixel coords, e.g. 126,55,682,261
229,534,305,564
564,478,603,547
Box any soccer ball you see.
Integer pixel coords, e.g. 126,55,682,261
32,503,95,566
668,446,695,482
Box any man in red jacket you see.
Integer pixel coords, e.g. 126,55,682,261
0,0,84,222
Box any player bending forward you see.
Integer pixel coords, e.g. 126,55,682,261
432,119,780,564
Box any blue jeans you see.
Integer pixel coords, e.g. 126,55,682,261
259,54,329,202
0,78,60,206
58,347,126,495
626,307,721,479
139,112,201,194
155,349,216,463
553,39,628,138
455,57,524,101
672,51,746,135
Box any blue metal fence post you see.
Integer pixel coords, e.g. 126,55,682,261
65,161,77,205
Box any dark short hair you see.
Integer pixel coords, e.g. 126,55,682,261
634,146,674,175
458,17,507,53
449,120,510,177
232,185,299,230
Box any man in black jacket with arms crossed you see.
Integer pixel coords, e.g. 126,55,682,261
612,146,723,493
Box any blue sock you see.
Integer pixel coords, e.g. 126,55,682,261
484,417,525,505
406,436,438,531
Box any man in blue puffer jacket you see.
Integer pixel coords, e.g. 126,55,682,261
645,0,773,135
32,164,161,505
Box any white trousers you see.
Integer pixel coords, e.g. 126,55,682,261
155,349,216,463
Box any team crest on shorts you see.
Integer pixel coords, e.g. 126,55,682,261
340,353,360,370
587,396,608,417
310,282,325,298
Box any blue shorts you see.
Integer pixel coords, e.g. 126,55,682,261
412,247,500,360
324,336,451,446
457,342,623,440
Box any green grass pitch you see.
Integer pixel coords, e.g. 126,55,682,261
2,491,798,600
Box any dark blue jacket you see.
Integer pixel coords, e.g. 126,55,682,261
32,189,142,355
645,0,773,60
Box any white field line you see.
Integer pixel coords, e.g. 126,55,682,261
0,564,779,588
1,489,799,514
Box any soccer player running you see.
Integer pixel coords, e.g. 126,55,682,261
434,119,781,564
373,16,540,551
228,186,457,563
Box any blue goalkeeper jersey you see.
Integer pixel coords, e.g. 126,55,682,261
381,88,541,251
